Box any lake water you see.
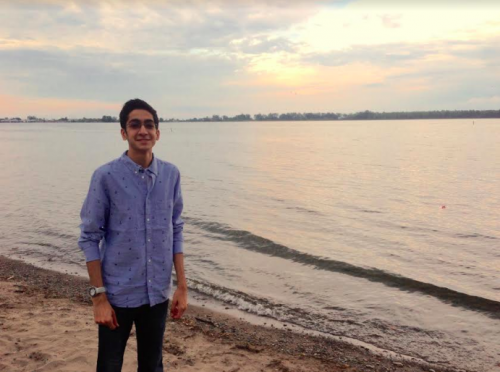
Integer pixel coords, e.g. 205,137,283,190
1,119,499,370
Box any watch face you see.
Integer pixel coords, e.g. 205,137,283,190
89,287,96,297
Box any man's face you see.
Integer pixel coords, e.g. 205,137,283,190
121,109,160,152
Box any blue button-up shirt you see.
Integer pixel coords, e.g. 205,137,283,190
78,151,184,307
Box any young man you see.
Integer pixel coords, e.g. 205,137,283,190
78,99,187,372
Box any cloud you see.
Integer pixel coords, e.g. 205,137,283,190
379,14,401,29
304,37,500,68
345,0,500,10
0,94,120,117
0,0,499,118
229,36,302,55
289,4,500,52
0,47,247,118
304,44,429,67
0,1,325,52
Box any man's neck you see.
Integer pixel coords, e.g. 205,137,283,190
127,148,153,169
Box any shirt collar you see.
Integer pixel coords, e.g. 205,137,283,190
120,151,159,176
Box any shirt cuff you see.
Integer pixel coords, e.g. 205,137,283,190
79,242,101,262
173,240,183,255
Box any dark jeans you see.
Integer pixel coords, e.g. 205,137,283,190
97,300,169,372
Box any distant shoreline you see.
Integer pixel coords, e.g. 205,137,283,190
2,109,499,123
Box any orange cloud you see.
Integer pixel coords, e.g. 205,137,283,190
0,94,120,118
228,61,408,95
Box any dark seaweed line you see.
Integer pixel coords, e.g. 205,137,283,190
186,216,500,319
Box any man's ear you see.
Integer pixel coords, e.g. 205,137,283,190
121,128,127,141
156,129,160,141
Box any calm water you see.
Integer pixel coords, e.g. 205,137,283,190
1,119,499,370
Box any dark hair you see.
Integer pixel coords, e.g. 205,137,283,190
119,99,159,130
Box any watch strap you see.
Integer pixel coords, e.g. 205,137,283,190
95,287,106,295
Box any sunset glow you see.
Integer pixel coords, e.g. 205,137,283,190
0,0,499,118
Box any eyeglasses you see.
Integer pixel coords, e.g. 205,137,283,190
126,120,157,131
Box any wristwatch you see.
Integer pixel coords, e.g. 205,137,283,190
89,286,106,298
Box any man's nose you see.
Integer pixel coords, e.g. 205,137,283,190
138,124,148,134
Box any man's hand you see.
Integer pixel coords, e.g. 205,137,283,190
92,295,119,330
170,287,188,319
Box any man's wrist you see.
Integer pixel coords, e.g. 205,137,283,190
176,284,188,291
91,293,108,304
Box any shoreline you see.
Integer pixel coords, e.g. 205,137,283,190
0,256,456,372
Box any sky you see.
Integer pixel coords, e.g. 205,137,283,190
0,0,499,119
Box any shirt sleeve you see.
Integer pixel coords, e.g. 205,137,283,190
172,169,184,254
78,170,109,262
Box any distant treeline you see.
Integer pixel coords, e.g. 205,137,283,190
183,109,500,122
3,110,499,123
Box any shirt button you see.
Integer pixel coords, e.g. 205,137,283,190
148,279,151,283
148,239,151,242
148,259,151,263
147,218,150,222
142,176,144,179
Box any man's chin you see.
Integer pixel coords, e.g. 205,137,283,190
131,144,154,152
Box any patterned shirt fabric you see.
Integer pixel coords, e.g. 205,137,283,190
78,151,184,307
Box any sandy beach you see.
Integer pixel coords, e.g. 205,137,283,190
0,256,455,372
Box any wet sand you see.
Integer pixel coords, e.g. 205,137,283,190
0,256,454,372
